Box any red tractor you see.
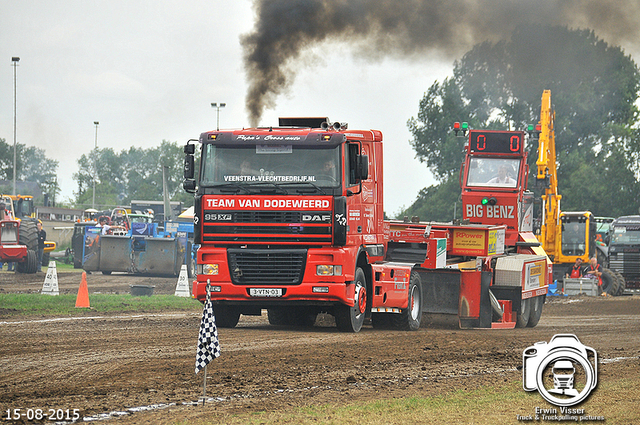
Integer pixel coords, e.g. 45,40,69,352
0,203,38,273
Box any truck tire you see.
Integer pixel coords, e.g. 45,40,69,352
515,298,531,328
42,252,50,267
613,271,626,295
527,295,545,328
601,268,618,295
334,267,367,333
16,220,38,274
18,219,38,250
391,271,423,331
213,305,240,328
16,250,37,274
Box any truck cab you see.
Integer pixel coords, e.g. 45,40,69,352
459,128,534,247
184,118,383,330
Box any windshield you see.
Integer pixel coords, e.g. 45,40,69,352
562,221,587,256
200,144,341,189
129,215,153,223
611,226,640,244
467,157,520,188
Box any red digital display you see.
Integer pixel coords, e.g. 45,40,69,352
469,130,523,154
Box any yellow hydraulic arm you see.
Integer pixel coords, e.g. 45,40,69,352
535,90,561,261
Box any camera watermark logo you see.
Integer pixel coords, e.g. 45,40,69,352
523,334,597,406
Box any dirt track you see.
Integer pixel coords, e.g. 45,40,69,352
1,271,639,424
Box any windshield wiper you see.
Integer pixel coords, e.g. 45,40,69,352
276,181,327,195
243,181,288,194
212,183,252,194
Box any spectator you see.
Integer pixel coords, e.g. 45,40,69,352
487,165,516,186
37,220,46,272
98,216,111,235
565,258,584,278
584,256,604,295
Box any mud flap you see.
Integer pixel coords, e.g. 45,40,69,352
135,237,179,275
99,235,132,272
458,271,493,329
416,269,461,315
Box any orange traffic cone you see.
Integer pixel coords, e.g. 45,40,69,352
75,272,91,308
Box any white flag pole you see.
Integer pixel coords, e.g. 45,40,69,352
202,364,207,405
200,281,210,405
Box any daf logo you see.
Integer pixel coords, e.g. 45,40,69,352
302,214,331,222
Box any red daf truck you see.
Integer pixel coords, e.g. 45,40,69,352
183,117,549,332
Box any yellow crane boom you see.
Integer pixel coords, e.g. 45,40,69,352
536,90,561,261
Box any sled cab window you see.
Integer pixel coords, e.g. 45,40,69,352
561,221,587,256
467,157,520,188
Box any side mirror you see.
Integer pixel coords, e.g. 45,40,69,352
183,140,197,193
183,179,196,193
357,155,369,181
184,155,195,180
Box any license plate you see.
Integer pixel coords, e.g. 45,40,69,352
249,288,283,297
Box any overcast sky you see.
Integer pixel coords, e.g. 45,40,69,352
0,0,454,216
4,1,638,217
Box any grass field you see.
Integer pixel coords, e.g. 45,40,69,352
0,293,202,317
176,377,636,424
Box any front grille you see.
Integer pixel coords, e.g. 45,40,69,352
610,252,640,275
206,225,330,235
228,248,307,285
234,211,302,223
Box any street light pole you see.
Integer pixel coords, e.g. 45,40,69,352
92,121,99,209
12,57,20,196
211,102,226,130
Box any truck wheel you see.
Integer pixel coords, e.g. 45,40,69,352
334,267,367,333
16,220,38,274
601,268,618,295
613,271,626,295
214,305,240,328
527,296,545,328
16,250,38,274
515,298,531,328
392,271,423,331
18,220,38,250
42,252,50,267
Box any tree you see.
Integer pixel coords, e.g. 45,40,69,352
400,175,461,223
404,25,640,220
0,138,59,203
73,140,193,209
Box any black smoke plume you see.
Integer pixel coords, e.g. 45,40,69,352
242,0,640,126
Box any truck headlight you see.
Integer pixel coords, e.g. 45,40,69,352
201,264,219,275
316,265,342,276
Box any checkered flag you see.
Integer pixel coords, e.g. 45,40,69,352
195,286,221,374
